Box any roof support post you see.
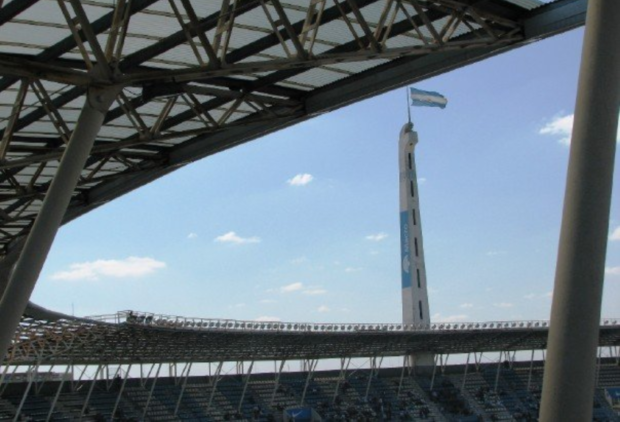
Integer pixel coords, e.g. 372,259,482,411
0,364,19,396
80,364,102,419
207,361,224,412
0,362,11,394
237,360,254,413
429,354,438,391
46,364,71,422
13,362,39,422
35,364,54,394
111,363,132,421
270,359,286,405
332,357,350,404
461,353,470,391
0,81,118,359
540,2,620,421
595,347,602,388
494,351,502,392
174,362,193,416
526,350,534,392
397,356,408,397
365,356,382,401
142,362,162,419
300,359,317,406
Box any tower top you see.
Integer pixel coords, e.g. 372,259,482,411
400,122,418,148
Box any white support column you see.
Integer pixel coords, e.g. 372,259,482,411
237,361,254,413
174,362,193,416
1,365,19,396
81,364,102,419
207,362,224,412
527,350,535,391
14,362,40,422
595,348,602,388
0,82,119,358
36,364,55,395
46,365,72,422
141,363,156,389
429,355,439,391
365,356,383,401
494,351,503,392
333,357,350,404
397,356,407,397
143,363,162,419
270,360,286,405
300,359,317,405
540,2,620,421
0,363,11,394
111,363,132,421
462,353,470,391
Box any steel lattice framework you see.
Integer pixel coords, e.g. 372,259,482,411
5,313,620,365
0,0,587,254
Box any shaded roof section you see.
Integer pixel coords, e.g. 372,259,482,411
7,313,619,365
0,0,585,253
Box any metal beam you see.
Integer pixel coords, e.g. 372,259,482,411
0,82,118,359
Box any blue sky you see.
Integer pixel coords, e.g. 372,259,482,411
33,27,620,324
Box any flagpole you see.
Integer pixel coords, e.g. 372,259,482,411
406,88,412,125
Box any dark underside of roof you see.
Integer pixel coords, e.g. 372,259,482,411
0,0,585,256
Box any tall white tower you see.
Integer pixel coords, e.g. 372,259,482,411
399,122,431,328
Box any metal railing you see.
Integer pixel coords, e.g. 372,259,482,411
84,311,619,334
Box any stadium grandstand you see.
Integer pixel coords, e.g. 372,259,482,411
0,0,618,420
0,311,619,421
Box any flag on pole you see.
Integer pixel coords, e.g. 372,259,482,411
409,87,448,109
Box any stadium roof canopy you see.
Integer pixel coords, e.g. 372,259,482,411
0,0,587,254
7,313,619,365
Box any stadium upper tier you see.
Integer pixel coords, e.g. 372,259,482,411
0,0,587,253
7,311,619,365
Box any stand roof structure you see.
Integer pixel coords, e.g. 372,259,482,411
0,0,587,254
7,312,619,365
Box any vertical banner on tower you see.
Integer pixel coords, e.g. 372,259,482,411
400,210,412,289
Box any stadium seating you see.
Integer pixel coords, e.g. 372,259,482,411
0,361,618,421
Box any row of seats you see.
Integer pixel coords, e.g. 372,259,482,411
0,362,618,421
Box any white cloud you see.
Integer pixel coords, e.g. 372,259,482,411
317,305,330,313
290,257,308,264
459,303,473,309
486,250,506,256
493,302,514,308
303,288,327,296
418,177,427,184
214,231,260,244
610,227,620,241
539,114,574,146
605,266,620,276
255,316,281,322
287,173,314,186
260,299,277,304
187,232,198,239
345,267,362,273
366,233,388,242
51,257,166,281
524,292,552,300
432,313,469,323
540,113,620,146
281,282,303,293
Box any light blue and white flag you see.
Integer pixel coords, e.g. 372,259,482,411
410,87,447,109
